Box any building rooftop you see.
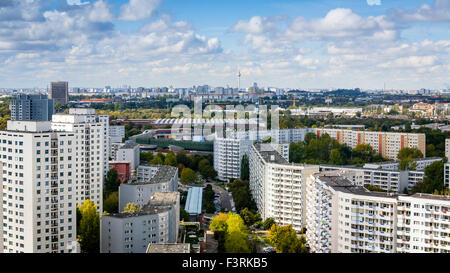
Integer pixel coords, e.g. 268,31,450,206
106,192,179,218
185,187,203,215
146,243,190,253
253,143,289,165
316,172,397,199
409,193,450,201
120,142,140,149
132,165,178,185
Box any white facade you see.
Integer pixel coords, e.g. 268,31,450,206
113,143,140,171
51,108,109,212
0,121,78,253
101,192,180,253
306,172,450,253
270,128,314,144
109,126,125,144
213,135,254,181
119,165,178,212
249,143,319,230
320,165,427,193
446,139,450,161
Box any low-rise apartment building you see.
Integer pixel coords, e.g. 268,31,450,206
101,192,180,253
119,165,178,212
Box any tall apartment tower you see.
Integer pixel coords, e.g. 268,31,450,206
445,139,450,161
10,94,55,121
51,108,109,212
0,121,78,253
49,82,69,105
249,143,320,230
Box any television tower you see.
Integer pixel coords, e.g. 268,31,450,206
237,70,241,91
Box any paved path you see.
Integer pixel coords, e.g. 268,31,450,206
207,183,233,212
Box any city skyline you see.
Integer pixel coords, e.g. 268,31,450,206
0,0,449,89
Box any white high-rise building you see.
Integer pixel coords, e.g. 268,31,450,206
109,125,125,144
446,139,450,161
0,121,78,253
249,143,319,230
51,108,109,212
306,171,450,253
213,133,254,181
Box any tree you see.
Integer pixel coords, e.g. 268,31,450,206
262,218,276,230
398,147,424,160
353,144,376,163
123,203,141,213
140,151,154,163
329,149,343,165
78,199,100,253
103,191,118,214
224,213,250,253
150,156,163,165
180,207,191,222
267,224,307,253
239,208,261,227
240,153,249,181
209,213,228,233
164,151,177,166
198,159,210,172
180,168,200,184
411,161,445,194
104,168,121,197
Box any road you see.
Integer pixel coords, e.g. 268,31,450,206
207,182,233,212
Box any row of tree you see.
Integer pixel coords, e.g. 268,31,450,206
141,151,218,183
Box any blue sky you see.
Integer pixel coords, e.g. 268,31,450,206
0,0,449,89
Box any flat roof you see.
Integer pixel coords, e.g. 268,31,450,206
316,172,397,199
106,192,179,218
132,165,178,185
146,243,190,253
121,142,139,149
185,187,203,215
253,143,288,165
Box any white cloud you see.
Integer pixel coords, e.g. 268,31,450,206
367,0,381,6
119,0,161,21
390,0,450,22
67,0,89,5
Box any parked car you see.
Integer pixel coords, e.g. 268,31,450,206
263,247,276,253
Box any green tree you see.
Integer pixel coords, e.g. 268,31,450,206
104,168,121,197
78,199,100,253
164,151,177,166
150,156,163,165
239,208,261,227
329,149,343,165
411,161,445,194
398,147,424,160
240,153,249,181
268,224,307,253
180,207,191,222
263,218,276,230
224,213,250,253
123,203,141,213
209,213,228,233
180,168,200,184
103,191,119,214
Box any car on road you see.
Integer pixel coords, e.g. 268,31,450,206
263,247,276,253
